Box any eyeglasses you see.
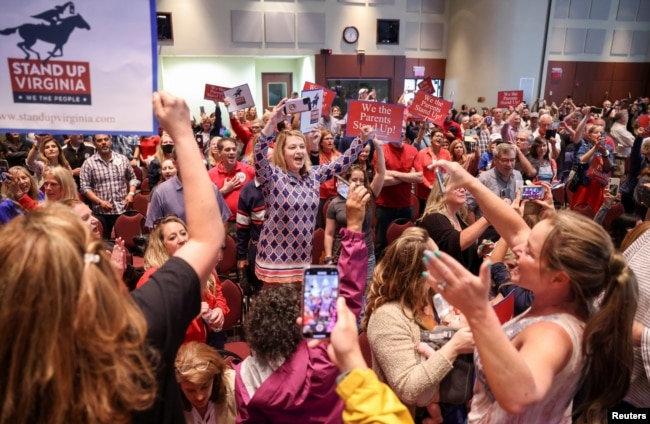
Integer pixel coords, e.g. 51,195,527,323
175,361,211,375
251,126,262,130
515,137,529,141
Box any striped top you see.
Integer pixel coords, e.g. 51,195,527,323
623,230,650,407
253,133,362,283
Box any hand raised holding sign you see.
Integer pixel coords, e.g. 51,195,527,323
359,125,374,143
262,98,288,136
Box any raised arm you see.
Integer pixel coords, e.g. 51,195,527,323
369,136,386,197
152,92,225,290
572,106,591,144
254,99,287,185
437,159,530,249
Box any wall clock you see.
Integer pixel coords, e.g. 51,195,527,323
342,26,359,44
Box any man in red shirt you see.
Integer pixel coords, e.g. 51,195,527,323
208,137,255,237
373,129,422,259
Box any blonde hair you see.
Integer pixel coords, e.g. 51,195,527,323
144,216,216,292
3,166,39,200
208,136,222,167
174,342,229,410
541,212,637,423
43,166,78,202
362,227,433,331
0,204,156,424
272,130,312,175
419,174,467,223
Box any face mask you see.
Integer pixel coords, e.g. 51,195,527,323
162,144,174,154
336,181,349,199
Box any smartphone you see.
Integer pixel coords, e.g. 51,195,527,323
302,266,339,339
284,97,312,114
0,159,9,181
334,174,350,186
520,185,545,201
591,107,603,115
435,167,445,194
545,129,557,139
485,116,493,126
608,177,620,197
200,106,206,115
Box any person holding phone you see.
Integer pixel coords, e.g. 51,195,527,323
233,183,370,423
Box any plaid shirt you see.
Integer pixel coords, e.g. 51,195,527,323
477,128,491,155
80,152,139,215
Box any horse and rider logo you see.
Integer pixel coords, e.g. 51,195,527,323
2,3,93,105
1,2,90,63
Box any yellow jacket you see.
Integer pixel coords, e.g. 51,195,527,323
336,368,414,424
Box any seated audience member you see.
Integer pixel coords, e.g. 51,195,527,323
620,137,650,216
234,183,370,423
252,99,365,286
422,158,636,423
363,226,474,423
175,342,236,424
148,132,176,187
418,174,490,275
137,215,229,348
325,296,414,424
0,91,225,423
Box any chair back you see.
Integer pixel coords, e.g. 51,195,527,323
411,193,420,221
131,165,143,182
113,212,147,254
133,193,149,216
221,279,243,333
312,227,325,264
386,218,414,246
140,178,151,194
217,235,237,278
602,201,625,231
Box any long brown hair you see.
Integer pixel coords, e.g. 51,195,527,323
542,212,637,423
39,135,71,170
0,204,156,424
362,227,433,331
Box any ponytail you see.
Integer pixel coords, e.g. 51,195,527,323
575,252,638,423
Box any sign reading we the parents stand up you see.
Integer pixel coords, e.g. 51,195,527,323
346,100,404,143
410,91,451,127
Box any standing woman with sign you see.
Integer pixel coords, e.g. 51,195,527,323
253,98,370,286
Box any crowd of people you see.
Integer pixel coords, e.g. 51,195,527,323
1,88,649,424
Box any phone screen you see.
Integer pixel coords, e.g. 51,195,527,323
284,97,312,114
302,266,339,339
545,129,557,139
200,106,206,114
0,160,9,181
521,185,544,200
608,178,620,197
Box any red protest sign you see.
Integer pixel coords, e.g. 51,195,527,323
303,82,335,115
203,84,228,102
346,100,404,143
409,91,452,126
497,90,523,108
417,77,435,94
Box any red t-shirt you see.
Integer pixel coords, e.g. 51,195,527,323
375,142,418,208
139,136,160,160
208,161,256,219
319,151,341,199
414,147,451,200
